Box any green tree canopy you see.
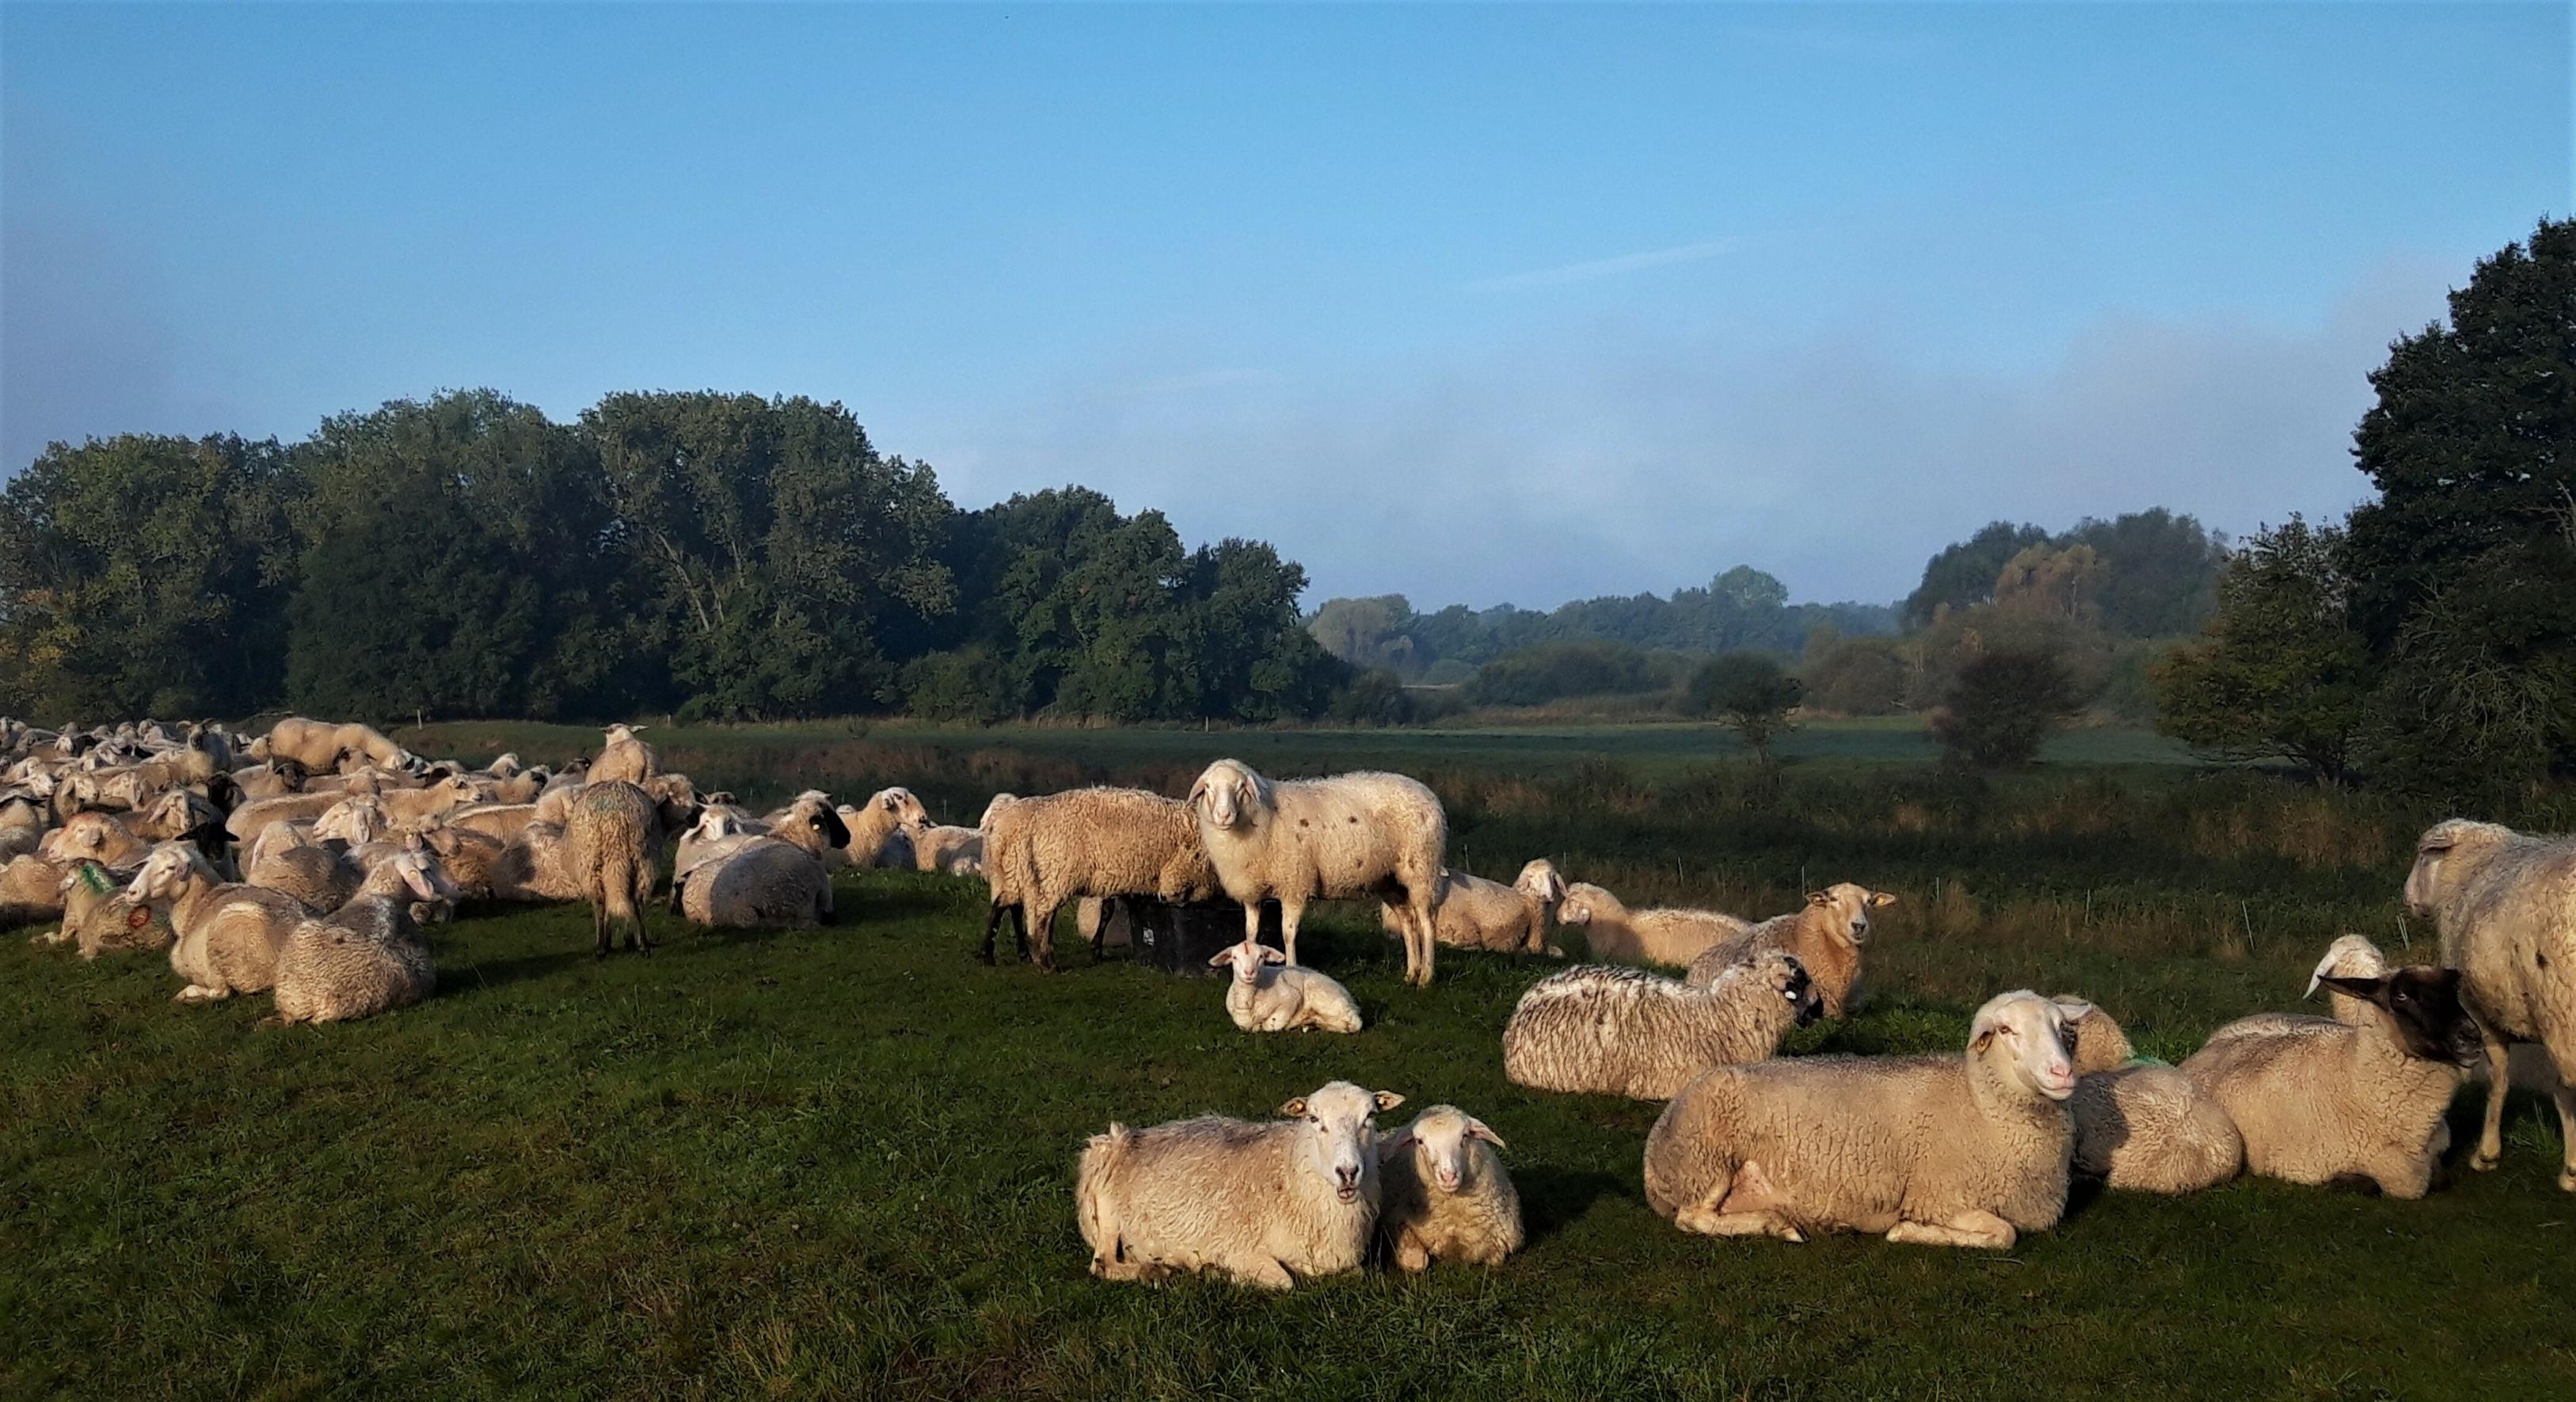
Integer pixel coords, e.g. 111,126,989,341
2152,517,2371,783
1687,651,1804,760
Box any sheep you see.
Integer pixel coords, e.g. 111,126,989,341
40,810,153,871
1,788,48,862
1379,859,1566,956
271,850,451,1025
675,796,847,930
565,780,668,956
0,853,70,927
489,821,582,903
245,841,363,913
979,786,1218,970
227,790,357,846
1501,951,1823,1100
2181,943,2483,1199
1188,759,1446,985
371,773,481,829
2057,1000,2243,1194
835,787,927,870
907,823,984,876
414,825,507,900
1376,1105,1523,1271
127,842,317,1002
229,760,308,802
447,802,540,844
125,787,224,848
1684,884,1895,1018
1555,882,1748,970
249,717,408,773
1642,990,2087,1249
2403,818,2576,1191
674,808,758,884
1074,1080,1405,1289
588,723,656,786
37,859,170,958
1208,938,1364,1034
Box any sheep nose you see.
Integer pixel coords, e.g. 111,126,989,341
1334,1164,1360,1189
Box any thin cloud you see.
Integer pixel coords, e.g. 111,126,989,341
1467,236,1743,293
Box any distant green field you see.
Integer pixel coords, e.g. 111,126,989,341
6,722,2569,1399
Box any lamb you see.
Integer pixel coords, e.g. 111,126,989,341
1642,990,2086,1249
588,722,657,786
675,795,847,930
1379,859,1566,956
835,787,927,870
270,848,452,1024
127,842,317,1002
2403,818,2576,1191
2057,1000,2243,1194
565,780,671,956
1188,759,1446,985
1208,938,1364,1034
2181,941,2483,1199
1501,951,1823,1100
979,786,1218,970
1376,1105,1523,1271
1074,1080,1405,1289
1555,882,1748,970
1684,883,1895,1018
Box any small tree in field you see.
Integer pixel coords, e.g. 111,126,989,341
1688,652,1803,762
1931,650,2079,769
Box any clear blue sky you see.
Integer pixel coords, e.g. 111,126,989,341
4,3,2567,608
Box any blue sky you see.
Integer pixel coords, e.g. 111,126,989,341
4,3,2568,608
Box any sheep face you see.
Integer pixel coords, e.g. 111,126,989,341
873,787,930,827
794,799,850,852
1387,1106,1505,1194
1277,1081,1405,1205
689,810,736,844
1187,760,1261,831
2403,819,2509,917
1806,882,1897,946
314,798,386,845
1515,859,1568,905
604,723,644,745
1757,951,1825,1027
2315,970,2486,1067
1555,882,1614,928
1970,991,2083,1101
2050,997,2134,1075
124,844,201,904
1208,938,1286,985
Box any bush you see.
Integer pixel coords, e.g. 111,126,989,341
1931,650,2080,769
1329,669,1414,726
1685,652,1803,760
1801,636,1908,715
1462,641,1669,708
902,647,1016,724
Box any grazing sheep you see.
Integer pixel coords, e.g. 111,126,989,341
1380,859,1567,956
272,851,451,1025
1684,884,1895,1018
2057,1000,2243,1195
1376,1105,1522,1271
565,781,665,957
1643,990,2086,1249
979,787,1218,970
675,796,847,930
2182,943,2483,1199
1502,951,1823,1100
1188,760,1446,985
1074,1081,1405,1289
2403,818,2576,1191
1208,938,1364,1034
127,842,316,1001
835,787,927,870
588,723,657,786
1556,882,1748,970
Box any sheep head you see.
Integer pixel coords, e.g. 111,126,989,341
124,843,207,904
1383,1105,1506,1194
1187,760,1263,830
1514,859,1568,905
1277,1081,1405,1206
2314,969,2485,1067
2404,819,2515,918
1208,937,1285,985
1969,990,2083,1102
1554,882,1615,928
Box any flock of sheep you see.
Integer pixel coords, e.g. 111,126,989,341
3,714,2572,1291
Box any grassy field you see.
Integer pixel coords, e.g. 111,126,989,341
6,722,2572,1399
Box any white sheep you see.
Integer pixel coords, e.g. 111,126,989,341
1188,759,1446,985
1376,1105,1522,1271
1379,858,1566,956
588,722,657,786
1555,881,1748,970
1503,951,1824,1100
835,787,927,870
979,787,1216,969
127,842,318,1002
1074,1080,1405,1289
2404,818,2576,1191
907,823,984,876
271,850,453,1024
2181,939,2484,1199
1208,938,1364,1034
2057,1000,2243,1195
1642,990,2086,1249
675,796,847,930
1684,883,1894,1018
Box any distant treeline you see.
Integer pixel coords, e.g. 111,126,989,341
0,391,1344,726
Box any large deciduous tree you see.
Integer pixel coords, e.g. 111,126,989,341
2152,517,2371,783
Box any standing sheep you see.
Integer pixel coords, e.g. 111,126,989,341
1379,859,1567,956
1642,990,2087,1249
1208,938,1364,1034
1074,1081,1405,1289
1376,1105,1522,1271
979,787,1217,970
565,781,668,957
2057,1000,2243,1194
1502,951,1823,1100
1188,759,1446,985
1684,883,1895,1018
1555,882,1748,970
2403,818,2576,1191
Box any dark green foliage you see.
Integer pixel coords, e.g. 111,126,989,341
900,646,1016,724
1461,641,1674,707
1799,633,1908,715
1902,520,2052,628
1931,650,2082,769
1685,651,1803,760
1326,667,1414,726
2154,517,2372,782
1905,512,2226,638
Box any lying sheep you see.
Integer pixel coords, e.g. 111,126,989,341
1684,883,1894,1018
38,860,171,958
1189,759,1446,985
675,796,847,930
127,842,317,1002
2405,818,2576,1191
272,850,453,1025
2182,938,2482,1199
41,810,151,870
448,802,540,844
1075,1081,1405,1289
2058,1000,2242,1195
1643,990,2086,1249
250,717,408,774
489,821,582,903
1208,938,1363,1034
1376,1105,1522,1271
1503,951,1822,1100
588,722,656,786
0,853,71,928
1380,859,1566,956
1556,882,1748,970
835,787,926,870
246,841,363,913
907,823,984,876
980,787,1217,970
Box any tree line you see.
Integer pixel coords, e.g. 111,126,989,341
0,391,1345,726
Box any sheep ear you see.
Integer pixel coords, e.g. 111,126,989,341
1207,947,1238,967
1805,890,1832,908
1371,1091,1406,1113
2314,974,2386,1003
1277,1097,1308,1118
2418,832,2456,854
1869,891,1897,908
1186,776,1208,805
1382,1129,1414,1153
1259,946,1286,966
2052,999,2095,1024
1969,1026,1998,1053
1465,1118,1507,1149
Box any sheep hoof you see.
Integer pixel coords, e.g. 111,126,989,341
2471,1149,2502,1172
2559,1168,2575,1194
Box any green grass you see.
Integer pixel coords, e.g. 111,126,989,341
6,727,2572,1399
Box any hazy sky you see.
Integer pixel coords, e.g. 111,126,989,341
4,4,2567,608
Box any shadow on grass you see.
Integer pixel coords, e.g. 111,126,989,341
445,947,591,995
1515,1164,1629,1246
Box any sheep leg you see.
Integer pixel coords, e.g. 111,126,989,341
1088,896,1114,962
1028,901,1060,972
977,904,1005,965
1674,1206,1805,1242
592,901,612,959
2473,1031,2513,1171
1392,1226,1433,1272
1886,1212,2015,1250
2553,1080,2576,1193
1408,890,1437,987
1231,1258,1296,1290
